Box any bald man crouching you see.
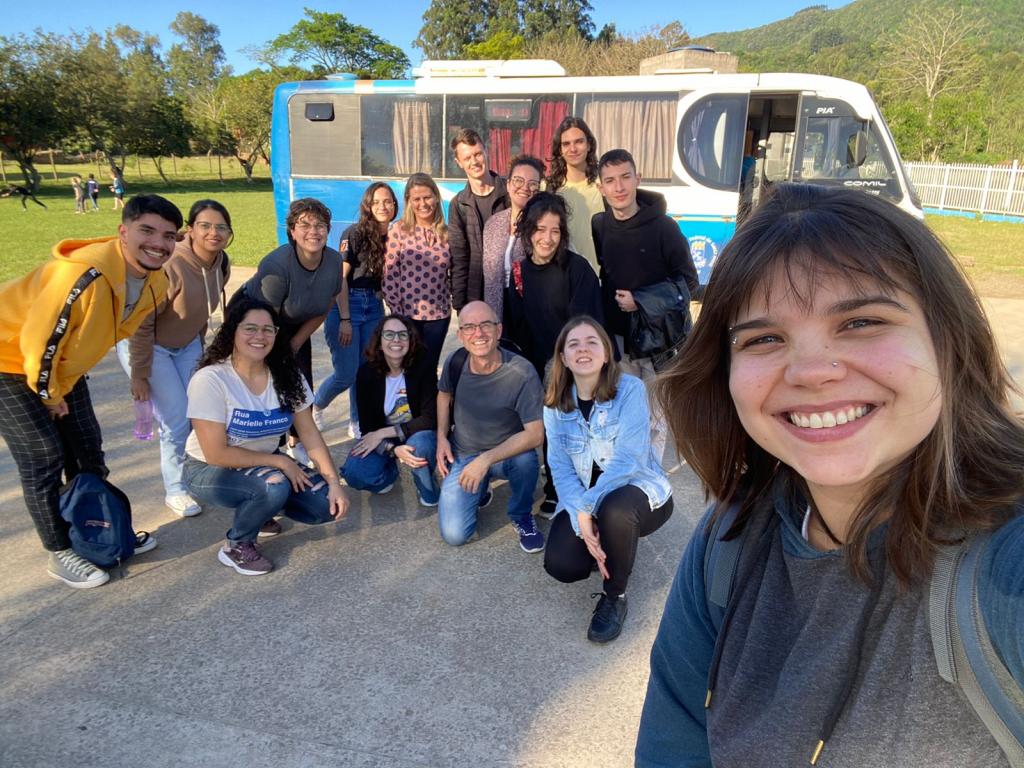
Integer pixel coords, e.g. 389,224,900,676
435,301,545,552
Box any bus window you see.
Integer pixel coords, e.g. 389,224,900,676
677,94,746,190
795,98,902,201
360,94,443,177
579,93,677,183
289,93,360,177
445,94,570,178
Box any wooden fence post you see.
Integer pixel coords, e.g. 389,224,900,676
171,154,178,175
0,151,6,184
49,149,58,180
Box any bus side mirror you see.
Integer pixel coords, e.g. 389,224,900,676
853,129,868,166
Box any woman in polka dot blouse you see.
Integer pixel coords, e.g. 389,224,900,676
383,173,451,371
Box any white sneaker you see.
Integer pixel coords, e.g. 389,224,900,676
376,482,395,495
47,548,109,589
312,406,326,431
134,531,158,555
286,442,312,467
166,493,201,517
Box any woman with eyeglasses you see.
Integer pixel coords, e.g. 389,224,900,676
480,155,544,320
314,183,398,438
382,174,450,372
184,296,349,576
236,197,343,466
341,315,440,506
117,199,232,518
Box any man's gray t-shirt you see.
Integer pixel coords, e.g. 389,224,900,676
243,243,343,327
439,348,542,456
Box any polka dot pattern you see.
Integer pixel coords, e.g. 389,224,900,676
382,225,452,321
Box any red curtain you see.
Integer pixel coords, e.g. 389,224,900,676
521,100,569,173
489,128,512,177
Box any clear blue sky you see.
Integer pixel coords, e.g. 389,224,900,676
7,1,853,72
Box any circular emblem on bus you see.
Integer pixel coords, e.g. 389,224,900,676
688,236,719,270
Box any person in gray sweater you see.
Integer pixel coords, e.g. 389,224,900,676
637,183,1024,767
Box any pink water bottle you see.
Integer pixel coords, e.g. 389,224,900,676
133,399,154,440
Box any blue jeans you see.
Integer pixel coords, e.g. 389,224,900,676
315,289,384,423
116,337,202,497
438,448,539,546
341,430,439,503
183,456,337,543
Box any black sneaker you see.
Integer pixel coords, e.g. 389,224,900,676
588,593,628,643
478,490,493,509
537,497,558,519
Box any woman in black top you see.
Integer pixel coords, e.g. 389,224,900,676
503,192,604,516
314,183,398,438
340,315,440,506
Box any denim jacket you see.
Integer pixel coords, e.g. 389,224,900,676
543,374,672,535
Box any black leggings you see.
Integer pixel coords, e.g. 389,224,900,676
544,485,673,597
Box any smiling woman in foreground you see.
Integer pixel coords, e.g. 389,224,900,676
635,183,1024,767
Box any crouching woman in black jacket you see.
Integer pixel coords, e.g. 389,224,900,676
341,315,440,506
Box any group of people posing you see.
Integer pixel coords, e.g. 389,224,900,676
1,113,1022,763
0,117,698,647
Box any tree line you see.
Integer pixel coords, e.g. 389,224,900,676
0,10,410,192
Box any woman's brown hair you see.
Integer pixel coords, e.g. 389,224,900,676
656,182,1024,587
545,316,620,412
363,314,423,375
352,182,397,279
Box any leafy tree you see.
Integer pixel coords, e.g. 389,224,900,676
521,0,595,41
263,8,408,78
415,0,488,59
0,35,65,191
217,70,278,181
168,12,231,152
464,30,526,59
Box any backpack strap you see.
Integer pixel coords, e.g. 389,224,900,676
930,533,1024,761
703,502,745,632
445,347,470,432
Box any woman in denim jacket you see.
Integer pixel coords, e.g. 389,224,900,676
542,316,673,643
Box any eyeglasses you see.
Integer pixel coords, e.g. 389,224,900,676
239,324,278,336
194,222,231,235
459,320,498,335
371,199,396,208
294,220,328,233
381,330,410,341
509,176,541,192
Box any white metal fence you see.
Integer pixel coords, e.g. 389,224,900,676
905,161,1024,218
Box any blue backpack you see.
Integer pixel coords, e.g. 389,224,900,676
703,503,1024,763
59,473,136,569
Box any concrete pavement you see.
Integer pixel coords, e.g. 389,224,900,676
2,268,1022,767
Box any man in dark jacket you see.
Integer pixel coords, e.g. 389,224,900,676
448,129,509,310
591,148,698,464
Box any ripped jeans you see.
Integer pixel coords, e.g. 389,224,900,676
183,456,337,544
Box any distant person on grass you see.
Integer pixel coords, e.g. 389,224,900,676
1,184,47,211
71,176,86,214
86,174,100,210
110,169,125,210
0,194,178,588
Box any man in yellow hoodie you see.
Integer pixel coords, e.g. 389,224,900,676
0,194,180,588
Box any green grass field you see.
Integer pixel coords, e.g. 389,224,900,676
3,158,1023,297
0,157,277,282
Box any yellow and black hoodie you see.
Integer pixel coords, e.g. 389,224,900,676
0,236,168,406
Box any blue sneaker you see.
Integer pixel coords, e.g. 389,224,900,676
512,517,545,553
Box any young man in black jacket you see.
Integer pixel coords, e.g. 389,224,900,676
591,148,698,463
448,130,509,311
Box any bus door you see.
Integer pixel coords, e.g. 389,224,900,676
792,96,904,203
672,88,749,283
742,93,800,217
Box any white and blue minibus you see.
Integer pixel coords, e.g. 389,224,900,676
270,59,922,284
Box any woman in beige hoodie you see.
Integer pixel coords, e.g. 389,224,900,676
117,199,232,517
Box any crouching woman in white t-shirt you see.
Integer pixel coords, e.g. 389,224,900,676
183,297,349,576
